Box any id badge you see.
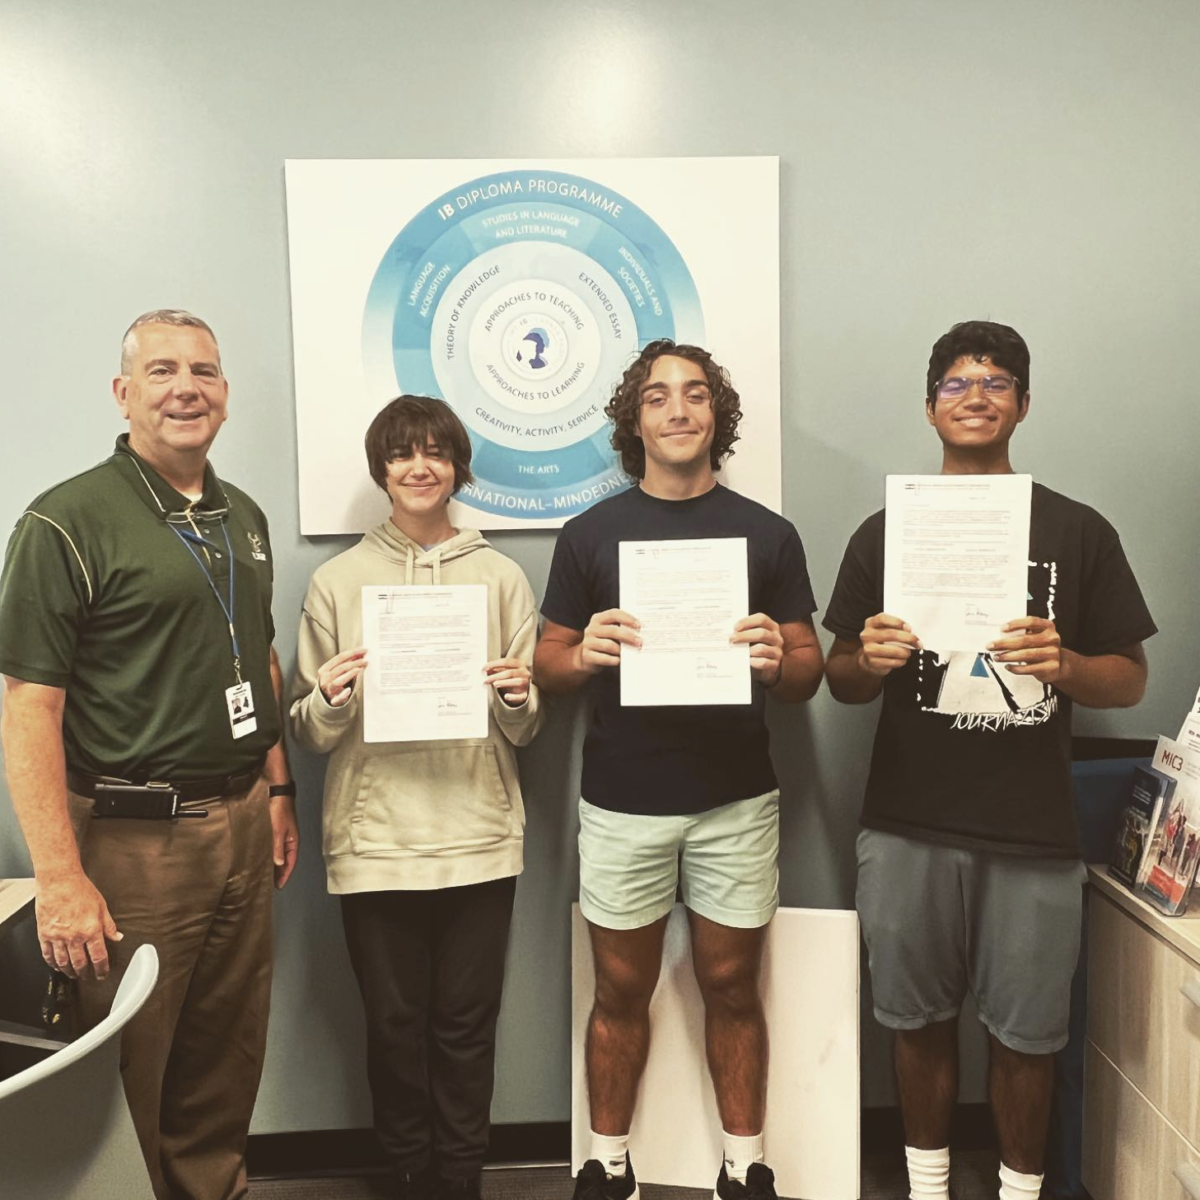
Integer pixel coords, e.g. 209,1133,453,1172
226,681,257,739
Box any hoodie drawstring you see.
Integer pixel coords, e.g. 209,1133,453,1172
403,544,444,584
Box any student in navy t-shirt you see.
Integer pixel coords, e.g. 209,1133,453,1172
535,339,824,1200
824,320,1156,1200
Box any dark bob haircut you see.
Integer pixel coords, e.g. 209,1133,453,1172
605,339,743,479
364,395,474,495
926,320,1031,407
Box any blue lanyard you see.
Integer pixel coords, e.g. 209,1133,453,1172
170,522,243,682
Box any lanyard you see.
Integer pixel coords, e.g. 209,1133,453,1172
170,522,243,683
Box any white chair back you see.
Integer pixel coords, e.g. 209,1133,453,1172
0,943,159,1198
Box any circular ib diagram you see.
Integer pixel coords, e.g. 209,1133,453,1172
362,170,705,519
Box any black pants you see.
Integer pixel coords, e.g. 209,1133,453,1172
340,876,517,1181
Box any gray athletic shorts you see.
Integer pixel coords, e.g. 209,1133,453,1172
856,828,1087,1054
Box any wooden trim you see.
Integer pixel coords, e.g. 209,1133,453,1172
1071,736,1156,762
246,1122,571,1179
248,1108,996,1178
0,879,36,939
861,1102,994,1153
0,1020,67,1053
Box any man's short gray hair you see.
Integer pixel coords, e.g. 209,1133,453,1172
119,310,219,374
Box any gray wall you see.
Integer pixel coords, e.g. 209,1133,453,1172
2,0,1198,1130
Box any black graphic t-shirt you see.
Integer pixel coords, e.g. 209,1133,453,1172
542,483,817,816
823,483,1157,857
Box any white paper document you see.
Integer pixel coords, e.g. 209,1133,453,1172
884,474,1032,652
1178,686,1200,755
618,538,750,707
1153,735,1200,801
361,585,488,742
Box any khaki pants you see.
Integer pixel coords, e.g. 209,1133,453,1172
69,777,273,1200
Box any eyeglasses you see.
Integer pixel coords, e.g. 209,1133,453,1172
935,374,1020,400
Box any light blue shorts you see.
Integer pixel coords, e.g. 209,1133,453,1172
578,791,780,931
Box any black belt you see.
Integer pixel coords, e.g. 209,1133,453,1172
68,763,264,804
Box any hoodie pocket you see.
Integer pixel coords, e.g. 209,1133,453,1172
349,743,515,855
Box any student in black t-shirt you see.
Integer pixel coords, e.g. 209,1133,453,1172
535,340,824,1200
824,321,1156,1200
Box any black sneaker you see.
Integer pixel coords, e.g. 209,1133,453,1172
571,1153,639,1199
714,1161,777,1199
397,1165,436,1200
437,1175,482,1200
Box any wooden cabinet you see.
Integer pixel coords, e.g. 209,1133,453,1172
1084,867,1200,1200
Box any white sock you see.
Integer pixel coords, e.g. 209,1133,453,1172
998,1162,1042,1200
722,1131,764,1182
905,1145,950,1200
589,1130,628,1177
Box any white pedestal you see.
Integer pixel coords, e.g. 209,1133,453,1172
571,904,860,1199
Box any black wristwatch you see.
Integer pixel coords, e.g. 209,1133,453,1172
268,782,297,798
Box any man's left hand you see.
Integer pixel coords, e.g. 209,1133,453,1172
269,794,300,889
732,613,784,686
988,617,1066,684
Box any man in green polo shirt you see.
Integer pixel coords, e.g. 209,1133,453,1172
0,309,299,1200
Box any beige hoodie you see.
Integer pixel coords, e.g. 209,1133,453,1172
290,521,542,892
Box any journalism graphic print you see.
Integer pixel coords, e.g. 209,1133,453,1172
361,171,704,521
911,560,1058,732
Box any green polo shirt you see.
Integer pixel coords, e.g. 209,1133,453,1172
0,436,281,779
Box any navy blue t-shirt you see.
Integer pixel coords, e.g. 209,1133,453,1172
541,483,817,816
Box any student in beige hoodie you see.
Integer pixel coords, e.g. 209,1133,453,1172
290,396,542,1200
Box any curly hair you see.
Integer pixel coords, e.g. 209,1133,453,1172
605,340,743,479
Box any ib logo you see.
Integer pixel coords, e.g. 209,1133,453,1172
502,313,565,381
517,327,550,370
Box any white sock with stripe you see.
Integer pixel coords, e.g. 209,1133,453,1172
589,1130,628,1177
722,1131,764,1183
